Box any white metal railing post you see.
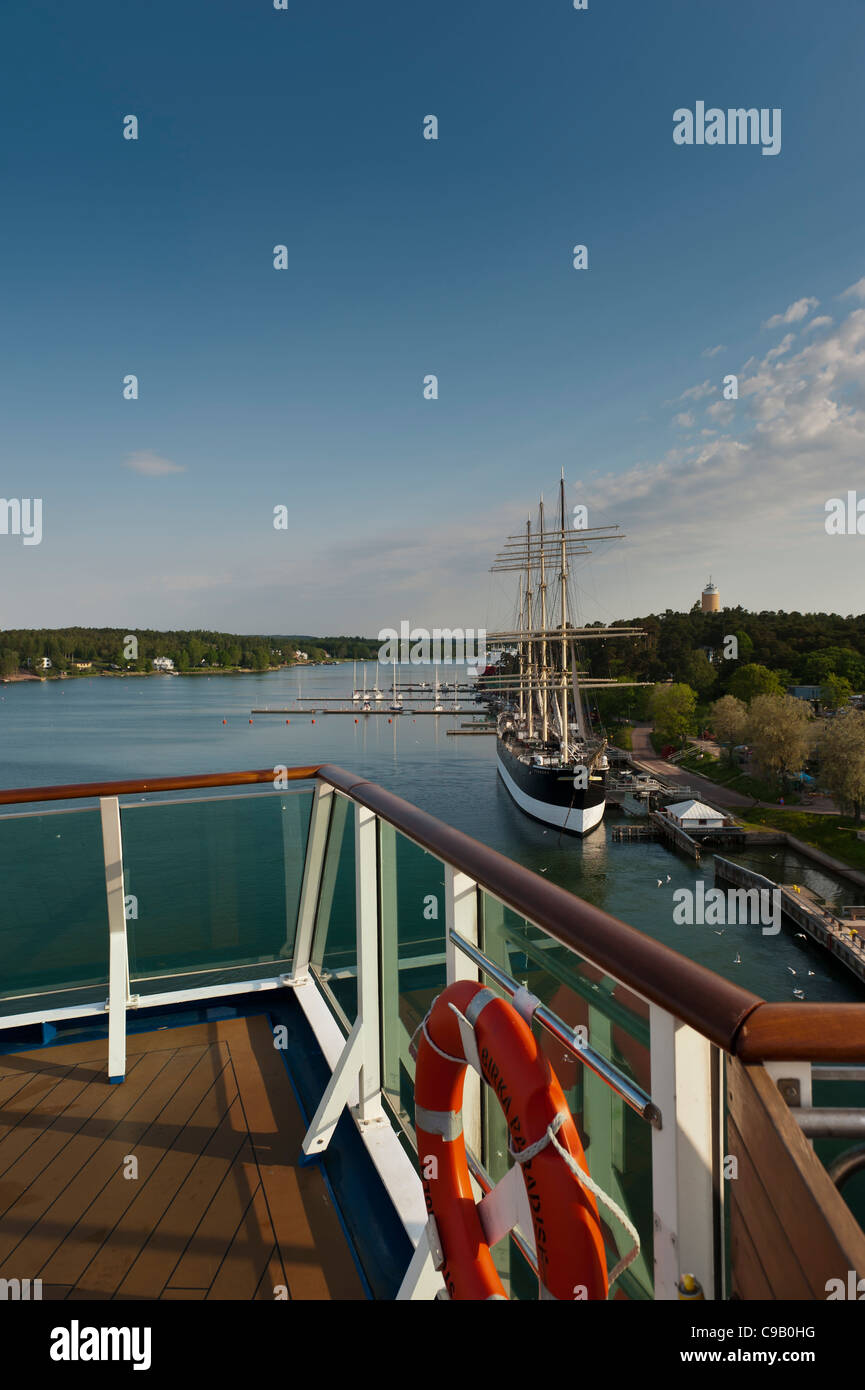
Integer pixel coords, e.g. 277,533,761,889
99,796,129,1083
650,1004,717,1298
355,802,383,1121
287,781,333,982
301,800,386,1155
445,867,481,1162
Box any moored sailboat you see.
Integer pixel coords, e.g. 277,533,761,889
486,474,645,835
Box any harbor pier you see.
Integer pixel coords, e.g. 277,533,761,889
715,856,865,987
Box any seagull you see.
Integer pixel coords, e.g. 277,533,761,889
539,867,549,874
657,879,663,887
712,929,725,936
787,967,797,975
665,875,672,883
795,932,807,939
733,953,741,964
770,854,778,860
808,970,816,977
793,988,806,999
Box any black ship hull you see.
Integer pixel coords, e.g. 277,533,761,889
496,735,606,835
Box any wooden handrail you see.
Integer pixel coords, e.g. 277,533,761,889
0,762,863,1061
0,766,324,805
317,765,763,1050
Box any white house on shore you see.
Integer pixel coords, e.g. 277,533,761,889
665,798,726,830
152,656,175,671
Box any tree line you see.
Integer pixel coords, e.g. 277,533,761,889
0,628,383,676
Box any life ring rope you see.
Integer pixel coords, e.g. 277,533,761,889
504,1104,642,1290
414,987,642,1298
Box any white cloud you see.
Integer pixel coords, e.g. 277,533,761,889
765,333,795,362
125,451,186,476
762,297,819,331
702,344,726,357
805,316,833,331
673,412,695,429
840,277,865,301
678,379,715,402
564,288,865,615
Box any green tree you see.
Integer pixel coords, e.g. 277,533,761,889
710,694,748,762
726,664,784,703
821,674,853,710
680,649,717,696
650,683,697,747
0,648,20,677
747,694,814,792
818,709,865,821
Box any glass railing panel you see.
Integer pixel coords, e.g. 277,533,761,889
0,806,108,1010
121,789,312,994
479,890,654,1300
379,822,447,1141
310,792,358,1025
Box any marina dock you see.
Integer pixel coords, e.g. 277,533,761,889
715,856,865,987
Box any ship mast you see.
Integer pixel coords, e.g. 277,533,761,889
517,572,525,722
538,497,549,743
559,472,569,762
524,516,534,739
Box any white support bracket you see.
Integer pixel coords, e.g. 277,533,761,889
302,1016,364,1156
301,800,384,1153
287,781,333,983
396,1216,448,1300
99,796,130,1084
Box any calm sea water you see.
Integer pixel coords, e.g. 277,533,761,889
1,663,862,1005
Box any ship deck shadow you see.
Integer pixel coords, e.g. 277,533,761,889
0,1014,364,1301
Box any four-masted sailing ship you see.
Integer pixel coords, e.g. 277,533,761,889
485,474,644,835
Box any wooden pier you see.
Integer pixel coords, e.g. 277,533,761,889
714,857,865,987
650,810,702,861
611,824,659,841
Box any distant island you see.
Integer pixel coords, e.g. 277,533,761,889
0,628,382,681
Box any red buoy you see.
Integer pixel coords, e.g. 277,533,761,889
311,719,315,724
249,719,253,724
222,719,226,724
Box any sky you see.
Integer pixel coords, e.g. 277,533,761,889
2,0,865,636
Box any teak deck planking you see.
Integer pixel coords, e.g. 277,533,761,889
0,1014,363,1300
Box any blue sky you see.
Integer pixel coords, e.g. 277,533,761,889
2,0,865,634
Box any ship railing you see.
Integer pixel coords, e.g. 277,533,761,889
0,764,864,1300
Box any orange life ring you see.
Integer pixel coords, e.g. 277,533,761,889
414,980,608,1300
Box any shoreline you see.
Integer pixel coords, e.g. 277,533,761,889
0,663,355,685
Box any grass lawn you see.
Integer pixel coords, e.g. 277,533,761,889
676,750,801,804
608,724,633,750
739,806,865,874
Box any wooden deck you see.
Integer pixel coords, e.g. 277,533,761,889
0,1014,364,1300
